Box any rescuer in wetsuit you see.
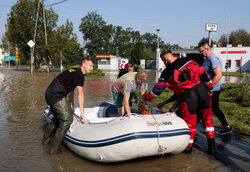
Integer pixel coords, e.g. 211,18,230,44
146,49,216,155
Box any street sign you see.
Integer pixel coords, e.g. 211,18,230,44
4,56,16,61
27,40,35,48
4,56,9,61
206,23,218,32
9,56,16,60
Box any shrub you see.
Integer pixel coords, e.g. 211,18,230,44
85,68,105,76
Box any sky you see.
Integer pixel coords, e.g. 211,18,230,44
1,0,250,48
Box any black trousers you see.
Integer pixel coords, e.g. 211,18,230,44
212,90,228,127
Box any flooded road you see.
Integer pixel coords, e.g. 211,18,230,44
0,67,249,172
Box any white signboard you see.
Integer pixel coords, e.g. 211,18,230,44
206,23,218,32
27,40,35,48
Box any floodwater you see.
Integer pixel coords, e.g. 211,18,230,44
0,67,249,172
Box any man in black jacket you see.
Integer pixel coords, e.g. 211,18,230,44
42,58,93,154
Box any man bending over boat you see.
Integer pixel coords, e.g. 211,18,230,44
42,58,93,154
145,49,216,155
112,71,148,117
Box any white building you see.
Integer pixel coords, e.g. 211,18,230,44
96,55,128,70
156,46,250,72
140,59,145,69
212,46,250,72
0,48,8,65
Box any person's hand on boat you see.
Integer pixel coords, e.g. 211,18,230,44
79,113,85,122
127,113,132,117
165,111,172,115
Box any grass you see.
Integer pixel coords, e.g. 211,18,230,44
222,72,250,77
144,83,250,134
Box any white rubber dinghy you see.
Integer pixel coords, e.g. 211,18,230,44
61,103,190,162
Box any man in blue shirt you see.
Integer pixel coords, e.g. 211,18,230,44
198,42,232,135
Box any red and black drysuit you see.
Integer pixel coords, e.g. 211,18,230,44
146,58,215,148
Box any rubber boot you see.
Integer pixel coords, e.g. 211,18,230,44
207,138,216,155
183,146,192,154
49,128,67,154
42,122,56,145
49,98,73,154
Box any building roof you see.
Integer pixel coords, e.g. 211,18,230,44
96,55,118,59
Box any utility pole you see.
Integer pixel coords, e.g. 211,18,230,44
42,0,50,73
208,31,212,46
31,0,41,74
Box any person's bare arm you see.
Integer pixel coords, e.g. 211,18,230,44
212,67,222,86
77,86,85,121
123,96,131,117
140,83,146,102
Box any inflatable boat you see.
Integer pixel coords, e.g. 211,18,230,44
43,102,190,162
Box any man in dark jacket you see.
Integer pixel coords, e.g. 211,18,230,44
117,62,139,78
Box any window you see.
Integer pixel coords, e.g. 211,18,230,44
235,60,241,68
226,60,231,68
98,58,110,65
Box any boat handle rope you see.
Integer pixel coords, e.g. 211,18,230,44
122,113,137,118
152,113,167,156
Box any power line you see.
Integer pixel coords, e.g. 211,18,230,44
0,0,68,8
45,0,68,7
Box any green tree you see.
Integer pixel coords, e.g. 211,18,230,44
47,20,81,68
141,32,157,59
218,34,227,47
5,0,36,65
217,29,250,47
130,41,146,65
198,37,217,47
229,29,250,46
102,24,115,54
5,0,59,69
142,32,157,50
79,11,106,61
112,26,132,58
78,11,188,64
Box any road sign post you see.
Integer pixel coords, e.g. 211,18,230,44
27,40,35,74
205,23,218,46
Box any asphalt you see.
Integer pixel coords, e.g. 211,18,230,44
194,124,250,171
